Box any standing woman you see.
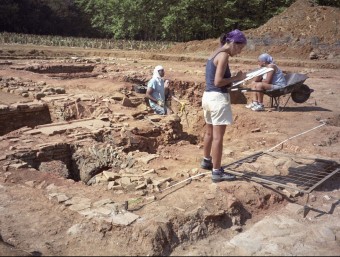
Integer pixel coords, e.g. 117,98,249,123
200,29,247,183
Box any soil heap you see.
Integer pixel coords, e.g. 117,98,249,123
167,0,340,60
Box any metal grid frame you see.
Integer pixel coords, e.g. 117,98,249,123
222,151,340,194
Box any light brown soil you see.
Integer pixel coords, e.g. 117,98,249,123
0,0,339,256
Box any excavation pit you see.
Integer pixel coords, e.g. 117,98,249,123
1,9,340,253
0,102,51,136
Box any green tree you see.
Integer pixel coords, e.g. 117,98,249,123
0,1,20,32
3,0,338,41
161,0,227,41
315,0,340,8
0,0,98,37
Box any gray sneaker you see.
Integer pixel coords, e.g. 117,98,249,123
201,158,213,170
211,168,236,182
245,102,258,109
251,104,265,111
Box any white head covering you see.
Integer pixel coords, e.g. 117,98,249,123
153,65,164,79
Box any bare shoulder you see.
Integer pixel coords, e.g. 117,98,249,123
216,51,229,66
268,63,277,71
214,50,228,60
208,47,227,59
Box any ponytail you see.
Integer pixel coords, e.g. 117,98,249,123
219,33,228,46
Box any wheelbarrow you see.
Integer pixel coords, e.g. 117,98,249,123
264,73,314,111
231,71,314,111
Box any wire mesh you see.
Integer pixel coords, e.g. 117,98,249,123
223,152,339,193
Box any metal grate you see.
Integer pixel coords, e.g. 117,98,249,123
223,151,340,194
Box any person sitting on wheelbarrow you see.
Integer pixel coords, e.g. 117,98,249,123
245,53,286,111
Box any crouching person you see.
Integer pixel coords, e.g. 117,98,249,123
146,65,167,115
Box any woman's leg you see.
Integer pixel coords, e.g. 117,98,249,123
211,124,226,169
203,124,213,159
246,82,259,108
255,82,272,104
255,91,264,103
248,81,268,103
250,82,258,102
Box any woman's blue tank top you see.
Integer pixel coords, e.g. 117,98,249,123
205,51,231,93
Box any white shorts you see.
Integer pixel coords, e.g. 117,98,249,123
202,92,232,125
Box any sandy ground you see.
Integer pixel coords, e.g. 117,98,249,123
1,2,340,253
0,41,339,256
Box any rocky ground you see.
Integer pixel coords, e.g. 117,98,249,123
0,0,339,256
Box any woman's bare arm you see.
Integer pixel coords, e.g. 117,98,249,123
262,64,276,84
214,52,245,87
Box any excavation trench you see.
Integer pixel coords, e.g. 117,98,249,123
1,59,339,256
1,96,275,256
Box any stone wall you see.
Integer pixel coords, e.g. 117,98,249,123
7,142,74,179
0,102,51,135
18,64,95,74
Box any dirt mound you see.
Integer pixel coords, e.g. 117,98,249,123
166,38,218,55
167,0,340,60
245,0,339,45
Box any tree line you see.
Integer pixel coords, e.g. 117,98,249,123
0,0,338,42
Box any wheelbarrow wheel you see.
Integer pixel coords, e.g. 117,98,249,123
291,84,313,103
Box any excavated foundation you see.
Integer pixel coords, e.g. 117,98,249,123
1,54,339,256
0,102,51,136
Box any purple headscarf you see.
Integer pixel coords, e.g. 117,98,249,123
258,53,274,63
225,29,247,44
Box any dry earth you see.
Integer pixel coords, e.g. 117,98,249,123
0,0,339,256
